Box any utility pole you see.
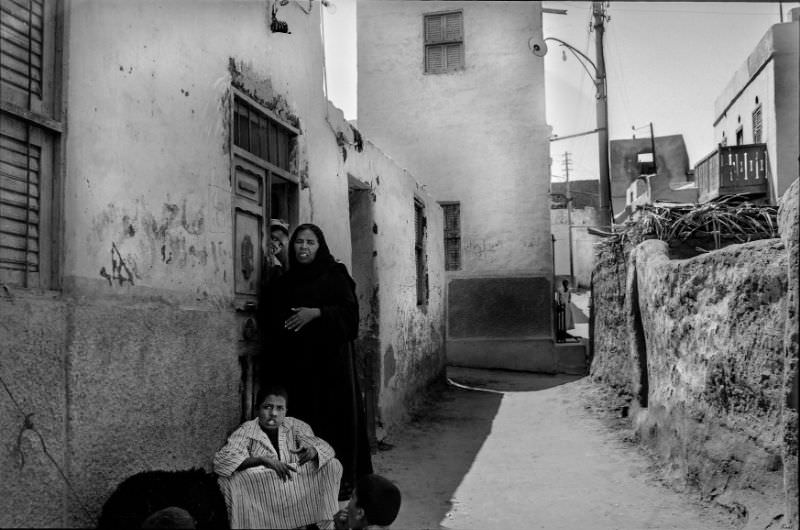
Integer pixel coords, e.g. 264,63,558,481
592,1,612,229
562,151,574,282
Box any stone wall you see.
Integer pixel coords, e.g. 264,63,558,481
590,180,798,528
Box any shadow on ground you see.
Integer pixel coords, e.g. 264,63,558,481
372,367,583,529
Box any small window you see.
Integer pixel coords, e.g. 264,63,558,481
752,106,762,144
424,11,464,74
440,202,461,271
735,127,744,146
414,198,428,306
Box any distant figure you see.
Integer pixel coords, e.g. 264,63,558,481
333,474,402,529
556,279,574,331
213,385,342,529
555,279,575,341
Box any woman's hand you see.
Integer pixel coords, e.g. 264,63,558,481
289,445,318,466
284,307,321,332
262,456,297,481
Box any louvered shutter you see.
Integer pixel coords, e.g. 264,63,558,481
445,44,463,70
426,45,444,72
424,11,463,73
0,113,46,284
424,14,442,43
1,0,58,288
752,106,762,144
441,203,461,271
1,0,44,95
444,12,462,41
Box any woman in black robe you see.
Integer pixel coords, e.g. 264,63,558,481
264,223,373,499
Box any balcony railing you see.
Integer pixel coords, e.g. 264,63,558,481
695,144,769,203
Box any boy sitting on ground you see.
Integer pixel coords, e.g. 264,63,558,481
213,385,342,529
334,474,401,529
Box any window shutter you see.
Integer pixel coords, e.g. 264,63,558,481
752,107,762,144
424,14,443,43
1,0,45,98
445,44,463,69
426,45,444,72
441,203,461,271
0,114,41,277
444,12,462,41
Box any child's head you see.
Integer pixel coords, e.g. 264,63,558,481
346,474,401,528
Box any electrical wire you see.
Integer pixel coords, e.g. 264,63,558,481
1,372,94,520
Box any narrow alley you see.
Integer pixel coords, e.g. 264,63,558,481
372,366,736,530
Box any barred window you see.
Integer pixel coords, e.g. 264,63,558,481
752,105,762,144
231,91,299,298
424,11,464,74
233,97,295,172
414,198,428,306
440,202,461,271
1,0,62,288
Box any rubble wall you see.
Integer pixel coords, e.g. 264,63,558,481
590,180,798,528
631,238,787,526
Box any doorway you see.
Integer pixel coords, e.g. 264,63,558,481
348,176,379,450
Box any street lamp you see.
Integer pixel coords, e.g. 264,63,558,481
532,8,613,231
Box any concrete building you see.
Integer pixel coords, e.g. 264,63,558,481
358,1,581,373
711,11,799,205
0,1,443,526
609,135,698,222
550,180,599,288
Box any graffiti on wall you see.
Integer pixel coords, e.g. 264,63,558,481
99,242,135,286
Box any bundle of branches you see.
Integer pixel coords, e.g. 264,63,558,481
599,195,778,252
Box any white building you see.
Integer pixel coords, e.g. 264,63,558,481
712,10,799,204
358,1,583,372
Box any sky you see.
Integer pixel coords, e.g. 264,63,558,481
322,1,799,181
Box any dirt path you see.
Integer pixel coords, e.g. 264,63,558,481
372,368,737,530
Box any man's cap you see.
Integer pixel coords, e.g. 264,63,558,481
270,219,289,235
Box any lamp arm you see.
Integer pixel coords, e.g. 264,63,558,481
543,37,599,76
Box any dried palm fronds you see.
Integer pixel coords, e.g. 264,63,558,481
598,195,778,251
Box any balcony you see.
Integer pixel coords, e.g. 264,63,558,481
695,144,768,203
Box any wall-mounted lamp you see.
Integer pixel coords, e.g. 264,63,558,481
271,0,337,33
271,1,291,33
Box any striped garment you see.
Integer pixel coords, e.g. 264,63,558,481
213,417,342,529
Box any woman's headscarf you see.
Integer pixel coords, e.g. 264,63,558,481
286,223,338,280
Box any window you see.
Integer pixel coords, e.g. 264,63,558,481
231,91,298,298
735,127,744,146
414,198,428,306
440,202,461,271
424,11,463,74
752,106,762,144
1,0,63,289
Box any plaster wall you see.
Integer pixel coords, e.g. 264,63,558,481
713,21,799,204
0,1,371,526
357,1,552,275
330,104,447,438
64,0,354,295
